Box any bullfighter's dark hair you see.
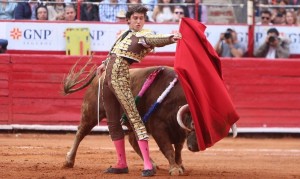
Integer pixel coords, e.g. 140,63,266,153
126,5,148,19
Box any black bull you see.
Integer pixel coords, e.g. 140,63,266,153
63,66,213,175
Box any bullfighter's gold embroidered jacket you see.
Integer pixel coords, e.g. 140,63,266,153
109,29,174,63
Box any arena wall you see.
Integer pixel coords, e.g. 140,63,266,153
1,54,300,132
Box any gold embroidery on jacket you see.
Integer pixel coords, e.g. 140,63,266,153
144,34,174,47
111,29,174,62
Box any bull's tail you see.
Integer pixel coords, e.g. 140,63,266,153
62,55,97,95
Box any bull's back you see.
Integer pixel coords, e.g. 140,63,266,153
130,66,187,142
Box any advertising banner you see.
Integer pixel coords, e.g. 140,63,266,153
3,22,179,52
1,21,248,53
1,21,299,55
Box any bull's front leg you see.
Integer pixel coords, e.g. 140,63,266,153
174,142,185,172
62,118,97,168
151,130,183,176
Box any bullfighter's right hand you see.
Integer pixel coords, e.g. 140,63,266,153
172,32,182,42
97,64,105,76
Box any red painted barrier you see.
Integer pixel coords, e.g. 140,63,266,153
1,54,300,129
0,55,10,124
221,59,300,128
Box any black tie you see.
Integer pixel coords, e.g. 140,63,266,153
121,30,131,40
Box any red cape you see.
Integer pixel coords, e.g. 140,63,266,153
174,18,239,151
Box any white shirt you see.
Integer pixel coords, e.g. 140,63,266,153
266,46,276,59
155,7,173,23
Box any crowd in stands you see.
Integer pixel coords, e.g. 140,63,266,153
0,0,299,58
0,0,299,24
255,0,300,25
0,0,193,22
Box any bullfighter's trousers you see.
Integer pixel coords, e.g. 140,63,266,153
102,54,149,141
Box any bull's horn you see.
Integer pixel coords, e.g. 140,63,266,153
177,104,192,132
231,123,238,138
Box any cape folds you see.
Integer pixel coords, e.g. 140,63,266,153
174,18,239,151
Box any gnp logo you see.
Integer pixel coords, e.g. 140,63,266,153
10,28,22,40
10,28,52,40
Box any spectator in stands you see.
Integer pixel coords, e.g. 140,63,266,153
0,0,17,20
288,0,300,13
127,0,141,8
80,0,99,21
14,0,39,20
288,0,300,7
173,0,195,19
271,0,287,23
142,0,157,11
36,5,48,20
256,9,273,25
277,0,289,11
272,12,286,24
98,0,127,22
285,10,298,25
47,0,65,20
214,28,246,58
14,1,31,20
254,28,290,59
172,6,185,22
142,0,157,21
0,39,8,53
64,4,77,21
199,3,207,23
152,0,174,23
187,0,196,19
116,10,127,22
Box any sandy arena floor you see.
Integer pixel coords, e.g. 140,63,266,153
0,133,299,179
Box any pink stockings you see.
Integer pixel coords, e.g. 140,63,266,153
113,139,153,170
113,139,127,168
138,140,153,170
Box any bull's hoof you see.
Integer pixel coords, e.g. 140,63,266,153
151,161,159,170
169,167,184,176
179,164,185,172
62,161,74,169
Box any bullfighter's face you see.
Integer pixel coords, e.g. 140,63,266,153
128,12,145,32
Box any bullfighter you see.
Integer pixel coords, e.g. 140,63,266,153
97,4,182,177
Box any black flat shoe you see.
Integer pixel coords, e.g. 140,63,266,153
141,168,155,177
104,166,129,174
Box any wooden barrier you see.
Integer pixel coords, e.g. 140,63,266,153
1,54,300,130
222,59,300,128
0,55,10,124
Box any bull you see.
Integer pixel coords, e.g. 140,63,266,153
62,60,237,175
